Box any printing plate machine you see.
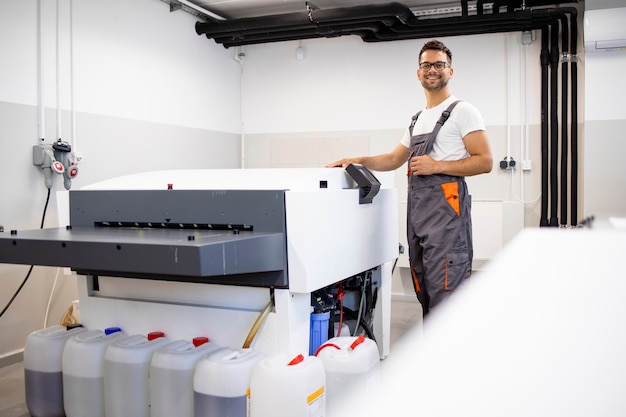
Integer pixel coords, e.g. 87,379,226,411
0,168,398,358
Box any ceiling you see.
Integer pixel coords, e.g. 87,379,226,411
171,0,480,20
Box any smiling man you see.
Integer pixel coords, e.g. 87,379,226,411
326,39,493,316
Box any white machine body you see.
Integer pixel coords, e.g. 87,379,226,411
4,169,397,358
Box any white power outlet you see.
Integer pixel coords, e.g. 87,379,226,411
522,160,532,171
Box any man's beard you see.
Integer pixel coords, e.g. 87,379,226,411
421,76,448,92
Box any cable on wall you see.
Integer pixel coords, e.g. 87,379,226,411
0,189,52,319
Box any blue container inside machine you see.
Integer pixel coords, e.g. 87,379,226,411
309,311,330,355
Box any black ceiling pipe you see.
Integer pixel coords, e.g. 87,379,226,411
369,9,535,40
312,2,415,25
203,13,401,39
213,8,537,46
350,7,571,43
195,13,315,38
364,22,522,42
214,22,387,47
396,7,535,29
212,19,394,44
195,2,577,47
220,32,338,47
195,2,414,39
376,8,566,35
362,10,577,43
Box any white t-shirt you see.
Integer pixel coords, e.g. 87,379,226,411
400,95,486,161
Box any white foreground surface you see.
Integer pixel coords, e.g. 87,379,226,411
330,224,626,416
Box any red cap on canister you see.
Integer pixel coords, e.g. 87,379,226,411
193,336,209,347
288,354,305,366
147,331,165,340
350,335,366,350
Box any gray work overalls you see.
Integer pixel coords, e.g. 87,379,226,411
406,100,473,315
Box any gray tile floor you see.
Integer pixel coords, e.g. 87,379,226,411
0,299,422,417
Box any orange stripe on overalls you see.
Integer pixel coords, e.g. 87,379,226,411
410,264,421,293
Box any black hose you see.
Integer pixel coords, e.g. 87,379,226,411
341,306,376,343
0,188,51,319
0,266,34,319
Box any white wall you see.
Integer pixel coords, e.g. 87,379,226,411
0,0,242,360
583,47,626,217
579,0,626,218
0,0,241,132
242,34,534,133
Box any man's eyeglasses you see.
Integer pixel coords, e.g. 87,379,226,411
419,61,449,71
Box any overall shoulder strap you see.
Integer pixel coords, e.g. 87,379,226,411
408,100,461,136
416,100,463,157
434,100,462,132
408,110,422,134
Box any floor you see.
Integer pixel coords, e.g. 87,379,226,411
0,299,422,417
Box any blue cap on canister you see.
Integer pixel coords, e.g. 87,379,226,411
104,327,122,335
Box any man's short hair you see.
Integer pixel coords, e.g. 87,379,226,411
420,40,453,63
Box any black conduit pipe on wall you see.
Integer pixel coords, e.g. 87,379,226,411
560,14,569,226
540,25,550,228
570,9,579,227
527,8,578,228
533,9,578,229
533,7,579,227
549,19,560,227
